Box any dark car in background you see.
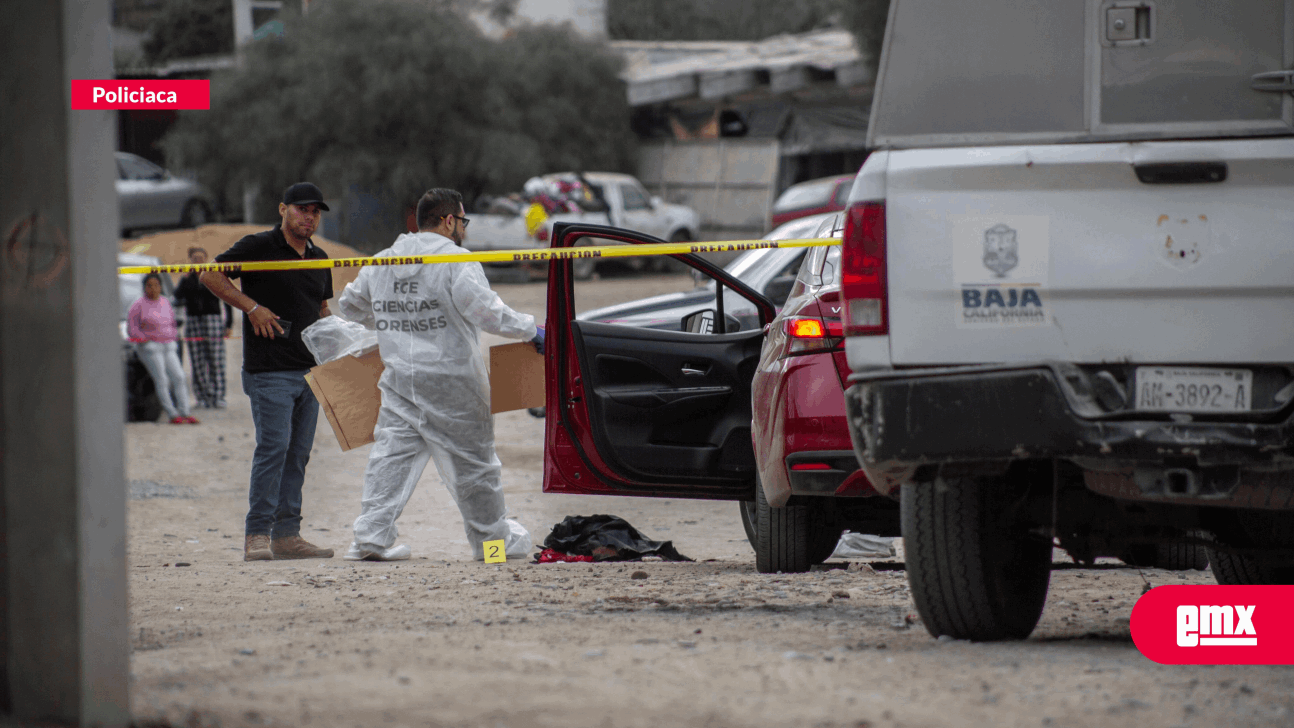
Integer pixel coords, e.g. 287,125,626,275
768,174,853,230
116,152,214,236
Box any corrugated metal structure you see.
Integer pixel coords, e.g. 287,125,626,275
613,29,873,234
614,30,871,107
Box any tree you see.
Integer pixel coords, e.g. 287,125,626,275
163,0,636,228
142,0,235,65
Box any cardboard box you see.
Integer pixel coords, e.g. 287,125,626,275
306,342,546,451
488,341,546,414
304,347,384,452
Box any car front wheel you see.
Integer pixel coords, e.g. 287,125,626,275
901,474,1052,641
182,199,211,227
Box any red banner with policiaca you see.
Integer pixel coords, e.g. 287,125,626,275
71,80,210,110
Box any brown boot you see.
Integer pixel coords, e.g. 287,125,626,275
244,534,272,561
271,535,334,560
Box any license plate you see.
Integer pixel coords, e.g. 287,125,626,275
1134,367,1253,413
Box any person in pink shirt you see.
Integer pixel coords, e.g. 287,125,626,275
127,273,198,424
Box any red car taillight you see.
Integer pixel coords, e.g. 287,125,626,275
841,201,887,336
535,227,549,242
784,317,844,354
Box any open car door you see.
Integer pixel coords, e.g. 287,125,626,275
544,224,776,500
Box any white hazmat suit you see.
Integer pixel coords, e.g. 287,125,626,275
338,231,537,560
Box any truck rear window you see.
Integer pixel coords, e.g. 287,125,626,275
870,0,1086,143
870,0,1294,147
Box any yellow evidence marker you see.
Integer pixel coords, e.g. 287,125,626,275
483,539,506,564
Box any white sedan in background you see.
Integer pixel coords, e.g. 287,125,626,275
116,151,213,236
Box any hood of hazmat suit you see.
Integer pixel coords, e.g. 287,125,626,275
338,232,537,559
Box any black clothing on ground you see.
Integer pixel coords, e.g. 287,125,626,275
213,225,333,373
542,515,693,562
174,273,234,326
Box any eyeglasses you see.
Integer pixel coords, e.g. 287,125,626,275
447,214,470,229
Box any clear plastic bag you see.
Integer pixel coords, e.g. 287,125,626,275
301,316,378,364
829,532,897,560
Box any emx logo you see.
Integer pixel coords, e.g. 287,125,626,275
1132,586,1294,664
1177,604,1256,646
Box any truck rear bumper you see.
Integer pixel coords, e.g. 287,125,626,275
844,362,1294,506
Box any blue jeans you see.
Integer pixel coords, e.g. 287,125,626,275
242,370,319,538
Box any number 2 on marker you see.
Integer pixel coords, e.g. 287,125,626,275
483,539,506,563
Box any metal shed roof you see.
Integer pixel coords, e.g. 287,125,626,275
611,29,871,107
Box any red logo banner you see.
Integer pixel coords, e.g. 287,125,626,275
1131,585,1294,664
70,80,210,110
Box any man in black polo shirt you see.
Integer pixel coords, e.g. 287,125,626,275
201,182,336,561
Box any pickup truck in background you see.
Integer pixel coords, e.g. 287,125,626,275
465,171,701,280
838,0,1294,641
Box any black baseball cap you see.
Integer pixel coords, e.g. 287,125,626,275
282,182,330,211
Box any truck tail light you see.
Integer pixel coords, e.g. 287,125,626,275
841,201,887,336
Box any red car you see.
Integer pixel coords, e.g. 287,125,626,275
541,218,899,572
769,175,854,230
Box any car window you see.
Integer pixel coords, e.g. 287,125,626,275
620,184,650,211
831,179,852,207
772,179,835,212
796,214,844,287
118,154,165,181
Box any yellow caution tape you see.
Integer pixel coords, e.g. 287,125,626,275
117,237,840,275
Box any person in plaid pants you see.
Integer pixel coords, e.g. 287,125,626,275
173,247,233,408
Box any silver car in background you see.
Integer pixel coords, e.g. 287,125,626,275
116,151,213,236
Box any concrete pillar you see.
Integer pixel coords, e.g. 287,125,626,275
0,0,129,724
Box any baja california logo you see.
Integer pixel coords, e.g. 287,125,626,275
982,223,1018,277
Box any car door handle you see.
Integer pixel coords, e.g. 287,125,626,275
1133,162,1227,185
682,367,706,376
1251,70,1294,92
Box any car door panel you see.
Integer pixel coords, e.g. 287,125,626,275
544,223,777,501
574,320,763,482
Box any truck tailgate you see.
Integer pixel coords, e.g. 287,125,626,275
884,139,1294,365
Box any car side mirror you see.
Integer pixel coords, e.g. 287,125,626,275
762,275,796,306
650,195,662,209
681,309,740,334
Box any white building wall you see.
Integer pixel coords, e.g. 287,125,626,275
472,0,606,38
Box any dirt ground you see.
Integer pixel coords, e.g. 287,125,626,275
127,272,1293,728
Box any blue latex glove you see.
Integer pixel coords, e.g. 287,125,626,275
531,325,545,355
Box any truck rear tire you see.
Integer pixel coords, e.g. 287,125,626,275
1120,541,1208,571
901,475,1051,641
754,474,831,573
1208,550,1294,584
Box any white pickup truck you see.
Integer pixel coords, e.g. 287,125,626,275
465,171,700,280
839,0,1294,640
